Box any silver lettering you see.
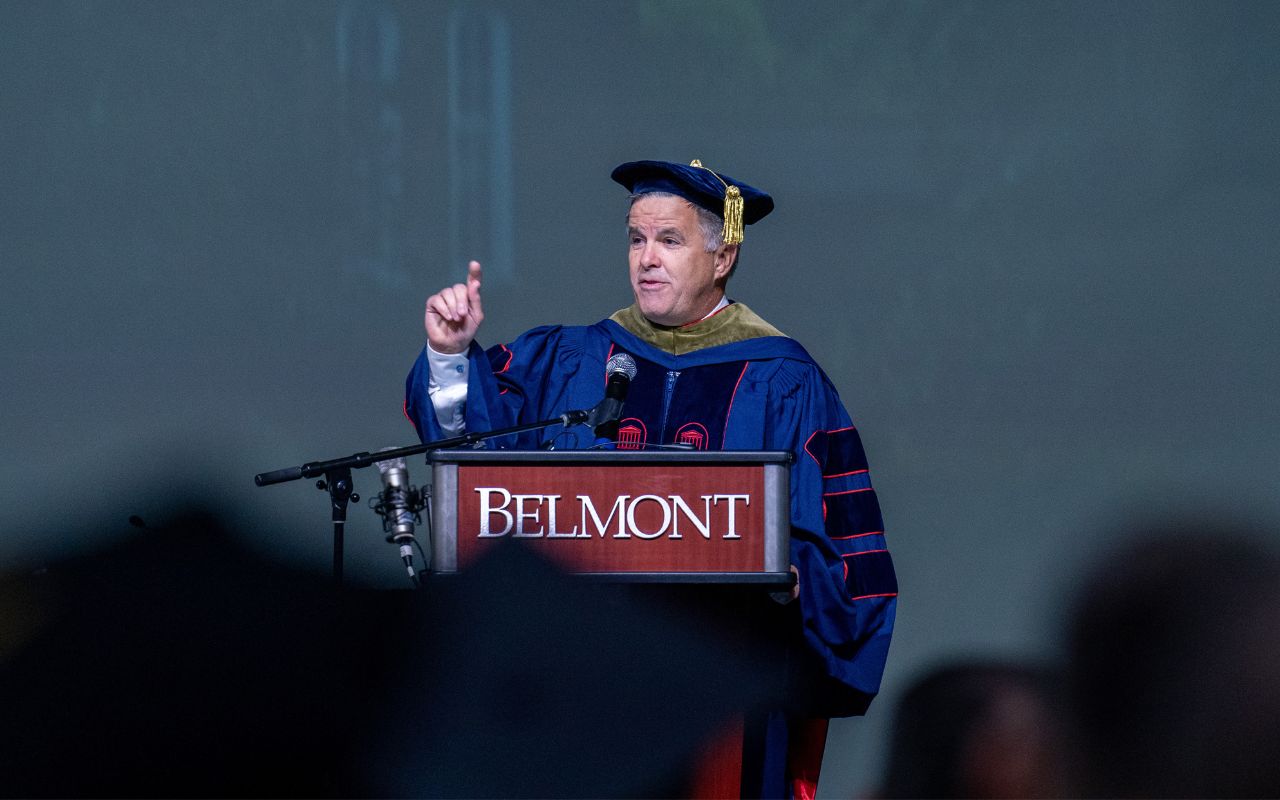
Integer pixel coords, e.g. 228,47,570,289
476,487,513,537
713,494,749,539
545,495,578,538
670,494,713,540
627,494,672,540
580,495,629,538
513,494,546,537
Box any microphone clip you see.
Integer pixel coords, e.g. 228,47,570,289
369,484,426,543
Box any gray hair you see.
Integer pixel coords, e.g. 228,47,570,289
627,191,740,275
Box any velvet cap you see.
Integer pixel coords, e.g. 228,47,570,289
612,159,774,243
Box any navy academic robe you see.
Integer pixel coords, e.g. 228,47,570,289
405,318,896,798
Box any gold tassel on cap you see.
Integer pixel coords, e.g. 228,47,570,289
689,158,745,244
721,185,744,245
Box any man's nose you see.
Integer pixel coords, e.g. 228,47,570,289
638,241,661,268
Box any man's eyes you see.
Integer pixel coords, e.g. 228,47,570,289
628,234,683,246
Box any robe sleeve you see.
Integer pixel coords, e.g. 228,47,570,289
769,359,897,717
405,325,584,448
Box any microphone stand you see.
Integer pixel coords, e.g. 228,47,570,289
253,410,590,586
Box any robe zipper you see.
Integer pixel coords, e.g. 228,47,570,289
660,369,680,441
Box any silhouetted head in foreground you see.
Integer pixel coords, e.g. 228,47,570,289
878,660,1062,798
1061,516,1280,798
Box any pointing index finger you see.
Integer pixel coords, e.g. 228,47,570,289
467,260,483,307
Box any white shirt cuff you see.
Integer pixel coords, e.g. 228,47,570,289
426,343,469,436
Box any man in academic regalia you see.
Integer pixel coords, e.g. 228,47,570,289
404,159,897,799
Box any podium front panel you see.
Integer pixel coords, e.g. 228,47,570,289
429,451,790,582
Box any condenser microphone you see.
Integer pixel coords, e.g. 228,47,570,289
591,352,638,440
376,456,419,581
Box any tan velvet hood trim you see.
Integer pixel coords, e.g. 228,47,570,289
608,302,787,356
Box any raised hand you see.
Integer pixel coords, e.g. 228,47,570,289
424,260,484,354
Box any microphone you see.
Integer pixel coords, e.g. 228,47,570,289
374,456,421,582
590,352,638,440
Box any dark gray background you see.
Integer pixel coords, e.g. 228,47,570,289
3,1,1277,794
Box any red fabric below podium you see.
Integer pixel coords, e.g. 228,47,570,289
689,714,745,799
787,717,829,800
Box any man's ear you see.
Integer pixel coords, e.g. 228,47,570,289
713,244,739,280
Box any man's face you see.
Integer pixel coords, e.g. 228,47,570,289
627,194,736,327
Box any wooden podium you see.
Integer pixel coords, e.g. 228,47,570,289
427,449,796,798
428,450,792,585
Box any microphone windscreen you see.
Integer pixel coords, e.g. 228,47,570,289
605,352,637,381
375,454,407,475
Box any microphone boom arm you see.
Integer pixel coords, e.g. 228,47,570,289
253,409,588,487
